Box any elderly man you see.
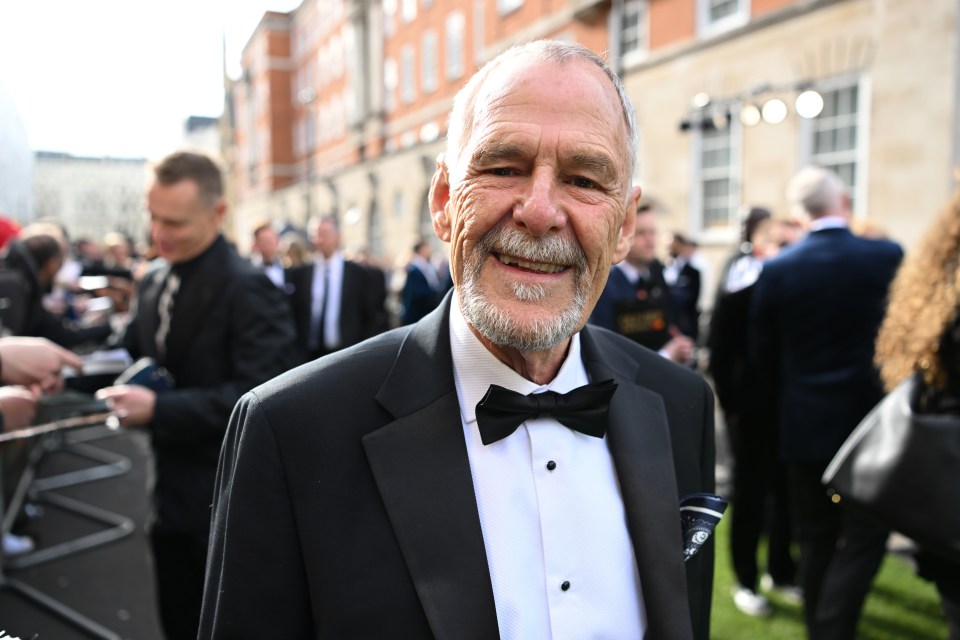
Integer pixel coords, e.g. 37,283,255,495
200,41,715,640
97,151,298,639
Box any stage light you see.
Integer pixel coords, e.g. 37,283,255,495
761,98,788,124
795,89,824,118
739,103,761,127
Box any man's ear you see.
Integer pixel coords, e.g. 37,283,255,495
429,154,452,242
613,186,641,263
213,197,228,227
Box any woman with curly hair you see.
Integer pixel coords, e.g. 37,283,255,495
875,184,960,638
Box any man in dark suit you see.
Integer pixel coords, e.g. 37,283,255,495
286,216,386,361
590,204,695,365
751,167,903,638
200,41,716,640
96,152,298,640
248,218,285,289
401,239,443,325
665,233,702,342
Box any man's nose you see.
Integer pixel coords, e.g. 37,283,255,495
513,168,565,236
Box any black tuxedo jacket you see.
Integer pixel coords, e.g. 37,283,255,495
200,293,716,639
119,236,298,535
286,259,386,358
751,227,903,464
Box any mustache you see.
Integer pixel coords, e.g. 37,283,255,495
476,226,587,271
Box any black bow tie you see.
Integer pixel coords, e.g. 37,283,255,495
475,379,618,445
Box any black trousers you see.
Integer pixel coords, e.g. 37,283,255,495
727,412,796,590
150,530,208,640
917,551,960,639
787,462,888,640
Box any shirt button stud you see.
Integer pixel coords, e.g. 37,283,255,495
561,581,571,591
546,460,557,471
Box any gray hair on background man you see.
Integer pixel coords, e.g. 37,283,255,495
786,166,849,220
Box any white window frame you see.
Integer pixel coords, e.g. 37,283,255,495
689,112,742,243
422,30,438,94
798,74,870,217
697,0,750,37
446,11,465,80
384,57,398,113
617,0,649,67
402,0,417,23
498,0,523,16
401,44,416,105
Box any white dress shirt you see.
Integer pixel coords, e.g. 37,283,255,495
263,261,285,288
311,251,344,349
449,299,645,640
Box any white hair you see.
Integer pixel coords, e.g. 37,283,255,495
786,166,848,219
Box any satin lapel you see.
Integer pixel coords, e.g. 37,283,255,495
362,294,499,640
581,327,694,640
136,265,167,358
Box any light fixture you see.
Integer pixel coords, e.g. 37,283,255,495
739,103,761,127
710,111,731,130
761,98,788,124
691,92,711,109
795,89,825,118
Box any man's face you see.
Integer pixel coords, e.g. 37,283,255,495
148,179,224,264
430,58,638,351
627,211,657,266
254,228,280,263
312,220,339,258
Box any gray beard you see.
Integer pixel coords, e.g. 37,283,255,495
458,227,588,352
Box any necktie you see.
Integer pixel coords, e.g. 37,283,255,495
155,270,180,357
308,263,329,351
475,379,618,445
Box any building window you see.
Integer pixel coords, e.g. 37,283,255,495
807,81,863,212
402,0,417,23
401,44,416,104
384,0,397,36
446,11,465,80
621,0,648,60
394,190,405,219
693,118,741,233
697,0,749,36
498,0,523,15
384,58,398,113
422,30,438,93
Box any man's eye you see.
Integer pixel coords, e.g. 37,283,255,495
490,167,516,177
571,177,597,189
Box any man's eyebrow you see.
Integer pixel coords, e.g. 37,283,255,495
470,143,529,166
568,152,618,183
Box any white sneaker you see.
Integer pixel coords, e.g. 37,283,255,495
733,586,773,617
3,532,35,557
760,574,804,605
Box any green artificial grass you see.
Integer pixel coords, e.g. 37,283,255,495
709,510,948,639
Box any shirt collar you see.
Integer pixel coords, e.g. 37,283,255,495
809,216,849,232
450,295,589,426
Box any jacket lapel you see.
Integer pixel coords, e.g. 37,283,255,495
581,326,694,640
362,296,499,640
136,264,167,358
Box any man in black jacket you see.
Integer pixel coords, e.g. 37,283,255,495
97,151,298,640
